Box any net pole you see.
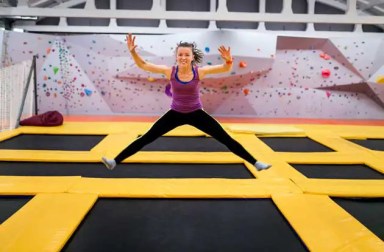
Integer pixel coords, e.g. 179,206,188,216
16,56,36,128
33,55,38,115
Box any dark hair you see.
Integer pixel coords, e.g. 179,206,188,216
176,41,204,64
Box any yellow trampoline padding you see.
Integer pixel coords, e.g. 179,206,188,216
305,133,371,153
325,125,384,139
256,160,308,180
227,124,305,135
18,122,124,135
0,176,81,195
0,129,21,142
0,149,101,162
234,134,276,154
68,178,302,198
278,152,366,164
164,124,208,136
370,152,384,168
365,158,384,174
0,193,97,252
90,132,139,156
16,122,211,136
273,194,384,252
293,179,384,197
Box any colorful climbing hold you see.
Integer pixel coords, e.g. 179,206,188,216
84,89,92,96
320,52,331,60
243,88,250,95
376,75,384,84
239,61,247,68
321,69,331,78
53,67,59,75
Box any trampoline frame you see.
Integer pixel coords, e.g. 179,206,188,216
0,122,383,251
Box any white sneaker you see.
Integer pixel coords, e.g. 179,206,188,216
102,157,116,170
254,161,271,171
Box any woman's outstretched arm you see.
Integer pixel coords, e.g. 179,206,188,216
198,45,233,79
127,34,172,79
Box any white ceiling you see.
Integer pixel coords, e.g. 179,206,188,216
0,0,383,34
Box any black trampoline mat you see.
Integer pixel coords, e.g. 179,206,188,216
141,136,230,152
62,198,308,252
332,198,384,240
0,134,106,151
258,137,334,152
0,162,254,179
291,164,384,179
349,138,384,151
0,196,32,224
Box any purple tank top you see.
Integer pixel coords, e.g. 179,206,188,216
170,66,202,113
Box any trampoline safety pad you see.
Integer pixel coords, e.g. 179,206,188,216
0,122,383,251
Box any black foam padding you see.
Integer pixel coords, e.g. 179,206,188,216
332,198,384,240
0,162,255,179
291,164,384,179
258,137,334,152
0,196,33,224
62,198,308,252
141,136,230,152
0,134,105,151
349,138,384,151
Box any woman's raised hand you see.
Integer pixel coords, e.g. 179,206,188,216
218,46,232,62
126,33,137,52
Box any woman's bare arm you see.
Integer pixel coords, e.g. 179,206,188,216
127,34,172,79
198,45,233,79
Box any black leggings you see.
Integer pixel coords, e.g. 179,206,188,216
114,109,257,164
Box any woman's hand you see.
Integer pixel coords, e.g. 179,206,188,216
126,33,137,52
198,45,232,79
218,46,232,63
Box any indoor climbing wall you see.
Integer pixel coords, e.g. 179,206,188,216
1,30,384,119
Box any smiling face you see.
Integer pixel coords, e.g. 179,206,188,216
176,46,194,67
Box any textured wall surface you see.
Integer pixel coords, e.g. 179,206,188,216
1,30,384,119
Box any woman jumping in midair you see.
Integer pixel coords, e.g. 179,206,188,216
102,34,271,171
